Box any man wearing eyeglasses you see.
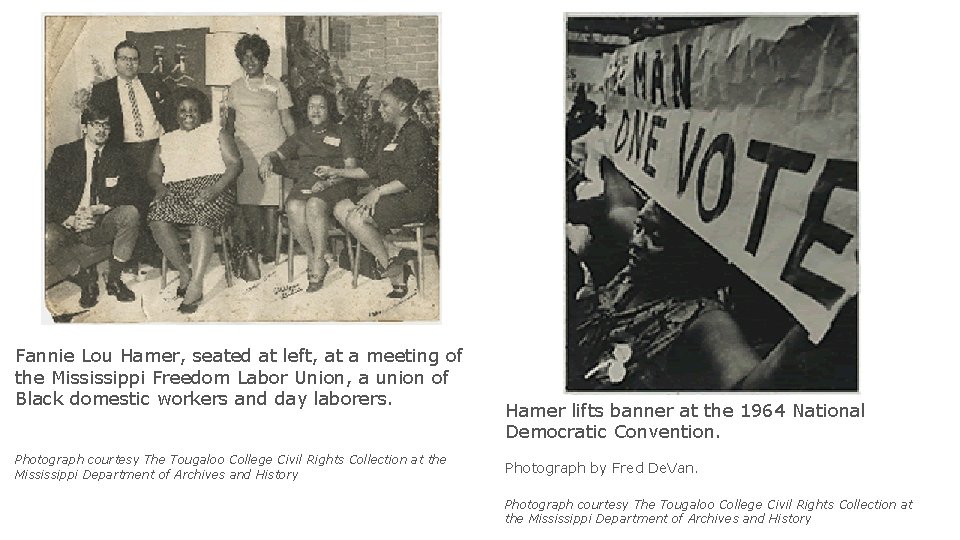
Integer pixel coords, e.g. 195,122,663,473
45,107,141,309
89,40,174,267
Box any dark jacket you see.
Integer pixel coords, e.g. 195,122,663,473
45,140,136,224
89,74,174,144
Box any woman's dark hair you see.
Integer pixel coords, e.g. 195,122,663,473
382,77,419,110
234,34,270,64
301,86,342,124
172,87,212,124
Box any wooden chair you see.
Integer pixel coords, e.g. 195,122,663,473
160,224,234,289
348,221,439,291
274,177,295,282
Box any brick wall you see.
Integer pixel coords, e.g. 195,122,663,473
331,16,439,97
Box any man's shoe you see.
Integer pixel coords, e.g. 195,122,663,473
79,282,100,309
106,279,136,302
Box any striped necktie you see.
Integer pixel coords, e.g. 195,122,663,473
125,80,145,138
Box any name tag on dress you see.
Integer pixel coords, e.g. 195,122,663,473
383,143,398,152
105,177,119,188
323,136,341,147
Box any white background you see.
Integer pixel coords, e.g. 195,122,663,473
4,1,958,538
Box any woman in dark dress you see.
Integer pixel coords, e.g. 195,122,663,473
260,87,361,291
331,77,438,297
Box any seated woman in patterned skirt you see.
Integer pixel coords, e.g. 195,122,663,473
147,88,243,313
259,87,361,292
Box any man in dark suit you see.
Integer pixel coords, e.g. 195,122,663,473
45,106,140,308
89,39,174,265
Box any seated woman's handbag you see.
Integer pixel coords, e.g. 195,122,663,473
230,240,261,282
338,247,382,280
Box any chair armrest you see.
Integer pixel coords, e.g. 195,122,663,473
275,159,300,212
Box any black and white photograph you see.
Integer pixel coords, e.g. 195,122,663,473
44,15,440,322
566,16,858,391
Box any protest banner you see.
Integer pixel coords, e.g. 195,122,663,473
600,16,858,342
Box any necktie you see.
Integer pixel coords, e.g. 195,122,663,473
91,148,102,205
125,80,145,138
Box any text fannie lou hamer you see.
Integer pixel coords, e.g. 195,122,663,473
18,349,182,363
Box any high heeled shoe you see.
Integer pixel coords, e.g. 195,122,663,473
178,294,203,314
306,259,329,293
386,260,413,299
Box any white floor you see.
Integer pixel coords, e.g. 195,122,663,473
44,252,439,323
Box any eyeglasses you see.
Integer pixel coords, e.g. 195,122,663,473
117,55,139,63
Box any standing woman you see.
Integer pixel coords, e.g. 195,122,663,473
333,77,438,297
226,34,296,264
147,88,243,313
260,87,361,291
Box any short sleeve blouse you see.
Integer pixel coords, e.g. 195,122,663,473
158,122,225,184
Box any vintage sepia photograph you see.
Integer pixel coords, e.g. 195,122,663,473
44,15,440,322
566,16,858,391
